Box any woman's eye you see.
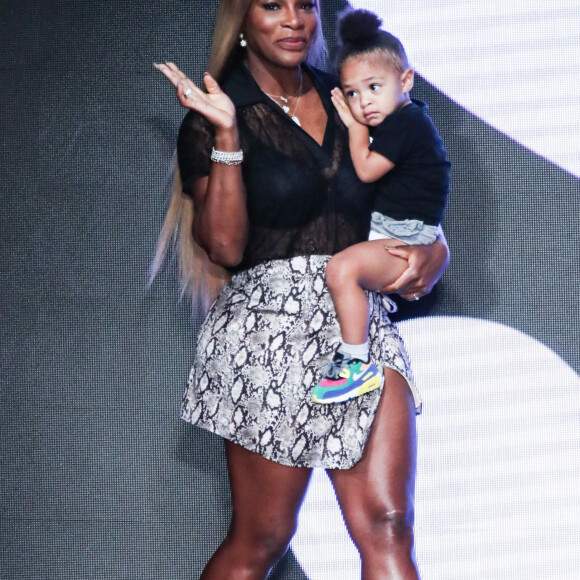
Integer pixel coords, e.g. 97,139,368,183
263,2,279,10
300,2,316,10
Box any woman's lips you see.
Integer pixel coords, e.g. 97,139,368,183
277,37,307,51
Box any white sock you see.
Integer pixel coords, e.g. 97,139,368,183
338,341,369,363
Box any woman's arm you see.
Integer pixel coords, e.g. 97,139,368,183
380,230,450,300
190,119,248,267
156,63,248,267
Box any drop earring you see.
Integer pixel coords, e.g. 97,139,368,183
239,33,247,48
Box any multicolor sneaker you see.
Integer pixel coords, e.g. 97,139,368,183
312,353,382,404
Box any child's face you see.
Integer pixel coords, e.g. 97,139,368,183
340,55,414,127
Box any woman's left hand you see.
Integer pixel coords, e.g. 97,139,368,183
379,234,450,300
154,62,237,130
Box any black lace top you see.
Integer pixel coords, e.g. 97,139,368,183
177,61,375,272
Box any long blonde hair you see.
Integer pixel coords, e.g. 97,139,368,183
150,0,327,317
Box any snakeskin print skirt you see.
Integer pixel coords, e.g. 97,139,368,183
181,255,421,469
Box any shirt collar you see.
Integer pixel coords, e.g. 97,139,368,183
221,59,337,161
222,59,332,109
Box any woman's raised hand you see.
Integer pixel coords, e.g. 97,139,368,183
154,62,236,130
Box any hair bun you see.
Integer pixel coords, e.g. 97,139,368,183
338,9,383,45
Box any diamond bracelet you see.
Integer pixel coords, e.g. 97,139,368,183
210,147,244,166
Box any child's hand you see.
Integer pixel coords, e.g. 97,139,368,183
331,87,356,128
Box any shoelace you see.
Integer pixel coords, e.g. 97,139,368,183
318,355,350,380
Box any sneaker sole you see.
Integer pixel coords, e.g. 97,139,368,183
311,374,382,404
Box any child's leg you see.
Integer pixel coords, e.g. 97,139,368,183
326,239,408,346
312,239,409,404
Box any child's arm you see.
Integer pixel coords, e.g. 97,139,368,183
331,88,394,183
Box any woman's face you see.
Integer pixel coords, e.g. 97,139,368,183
244,1,318,69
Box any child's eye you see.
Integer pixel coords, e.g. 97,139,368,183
346,90,358,99
370,83,381,91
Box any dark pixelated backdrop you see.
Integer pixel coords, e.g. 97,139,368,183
2,1,579,579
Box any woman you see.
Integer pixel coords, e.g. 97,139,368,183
155,1,449,578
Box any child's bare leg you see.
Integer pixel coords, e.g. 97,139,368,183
312,240,409,403
326,239,409,346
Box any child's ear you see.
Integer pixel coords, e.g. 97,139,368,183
402,68,414,92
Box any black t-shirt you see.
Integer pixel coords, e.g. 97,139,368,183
369,100,450,226
177,61,375,272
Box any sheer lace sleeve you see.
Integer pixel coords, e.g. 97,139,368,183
176,110,215,196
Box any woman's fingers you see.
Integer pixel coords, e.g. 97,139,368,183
163,61,189,82
153,62,174,84
154,62,183,86
177,78,204,100
380,245,436,299
154,62,206,109
154,62,196,91
154,62,208,101
203,72,223,94
154,62,236,127
380,268,422,297
389,239,449,299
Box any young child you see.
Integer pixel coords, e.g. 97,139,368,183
312,9,450,404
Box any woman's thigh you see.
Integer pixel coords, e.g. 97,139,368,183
225,440,313,540
326,368,417,531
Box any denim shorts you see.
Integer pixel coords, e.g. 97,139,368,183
368,212,440,245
